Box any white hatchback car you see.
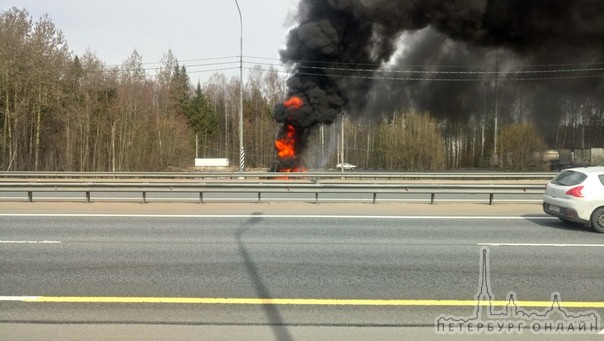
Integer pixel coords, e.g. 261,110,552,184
543,166,604,233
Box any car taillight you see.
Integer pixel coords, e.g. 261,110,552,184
566,186,584,198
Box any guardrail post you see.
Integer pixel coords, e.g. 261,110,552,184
489,193,494,205
315,192,319,204
258,192,261,203
372,193,377,204
142,191,147,204
28,191,33,203
86,191,91,203
430,193,435,204
199,192,204,204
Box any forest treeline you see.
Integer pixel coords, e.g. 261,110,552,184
1,8,602,172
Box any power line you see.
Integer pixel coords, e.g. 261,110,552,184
242,55,604,69
76,55,604,82
239,60,604,82
236,66,604,82
241,60,604,75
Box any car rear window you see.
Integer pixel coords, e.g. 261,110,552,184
552,170,587,186
600,174,604,186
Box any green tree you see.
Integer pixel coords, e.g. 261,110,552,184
169,65,190,118
187,82,218,158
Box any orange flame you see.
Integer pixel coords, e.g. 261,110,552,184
275,125,296,159
274,96,306,175
278,166,306,174
284,96,303,109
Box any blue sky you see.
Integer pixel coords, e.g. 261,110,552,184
8,0,298,81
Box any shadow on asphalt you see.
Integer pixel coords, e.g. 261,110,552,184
522,215,597,234
235,212,294,341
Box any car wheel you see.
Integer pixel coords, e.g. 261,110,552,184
591,207,604,233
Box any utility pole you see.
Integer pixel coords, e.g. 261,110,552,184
320,124,324,162
341,112,345,175
235,0,245,171
492,49,499,167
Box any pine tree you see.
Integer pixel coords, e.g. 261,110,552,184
187,82,218,158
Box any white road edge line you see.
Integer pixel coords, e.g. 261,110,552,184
0,240,61,244
0,213,555,220
479,243,604,247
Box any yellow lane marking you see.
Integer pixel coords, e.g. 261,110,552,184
7,297,604,308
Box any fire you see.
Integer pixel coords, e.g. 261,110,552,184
273,96,307,175
275,125,296,159
274,125,306,172
279,165,306,173
284,96,303,109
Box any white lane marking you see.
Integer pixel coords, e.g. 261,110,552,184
0,296,40,301
0,240,61,244
0,213,554,220
479,243,604,247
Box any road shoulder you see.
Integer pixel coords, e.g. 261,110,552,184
0,201,545,216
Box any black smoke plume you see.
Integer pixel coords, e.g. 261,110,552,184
274,0,604,159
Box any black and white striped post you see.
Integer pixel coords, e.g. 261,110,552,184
239,147,245,171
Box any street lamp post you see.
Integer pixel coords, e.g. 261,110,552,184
235,0,245,171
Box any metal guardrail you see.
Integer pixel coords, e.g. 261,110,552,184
0,171,556,181
0,181,545,204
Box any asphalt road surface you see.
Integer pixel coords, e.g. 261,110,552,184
1,203,603,340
